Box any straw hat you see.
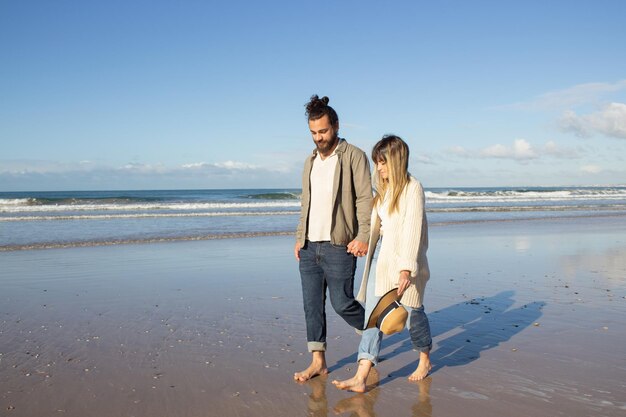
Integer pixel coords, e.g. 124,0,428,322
366,288,408,335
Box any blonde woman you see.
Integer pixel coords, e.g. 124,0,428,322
333,135,432,392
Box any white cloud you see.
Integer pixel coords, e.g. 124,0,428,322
446,145,469,157
120,162,167,173
0,160,96,174
480,139,537,160
560,102,626,139
0,158,301,190
480,143,511,158
181,160,293,173
445,139,579,161
1,159,286,177
414,154,435,165
543,140,580,158
181,162,206,169
581,165,602,174
501,80,626,111
214,160,258,170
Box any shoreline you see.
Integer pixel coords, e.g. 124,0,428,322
2,211,625,252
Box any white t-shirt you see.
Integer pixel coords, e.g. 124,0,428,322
307,150,338,242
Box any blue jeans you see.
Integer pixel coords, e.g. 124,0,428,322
358,269,432,365
299,241,365,352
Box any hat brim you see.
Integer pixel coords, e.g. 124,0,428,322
366,288,401,330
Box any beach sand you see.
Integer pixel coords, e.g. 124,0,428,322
1,216,625,416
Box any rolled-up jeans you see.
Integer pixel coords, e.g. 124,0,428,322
299,240,365,352
358,266,432,365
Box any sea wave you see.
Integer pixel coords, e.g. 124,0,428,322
3,204,626,222
425,188,626,203
0,200,301,213
429,204,626,213
242,192,301,200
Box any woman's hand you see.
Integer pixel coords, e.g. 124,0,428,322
397,271,411,297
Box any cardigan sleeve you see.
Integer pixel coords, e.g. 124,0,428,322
396,180,425,277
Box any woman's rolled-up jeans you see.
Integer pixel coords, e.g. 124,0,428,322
358,267,432,366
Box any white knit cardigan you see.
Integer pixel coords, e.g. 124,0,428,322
356,176,430,309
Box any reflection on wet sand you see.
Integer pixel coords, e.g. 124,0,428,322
306,375,329,417
332,368,379,416
304,369,434,417
305,369,380,417
560,246,626,285
411,377,433,417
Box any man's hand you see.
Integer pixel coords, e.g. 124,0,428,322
397,271,411,297
347,239,368,257
294,242,301,261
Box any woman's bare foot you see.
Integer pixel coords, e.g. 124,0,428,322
332,376,367,393
408,352,432,381
331,359,374,393
294,351,328,382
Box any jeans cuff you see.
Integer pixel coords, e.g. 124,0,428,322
357,353,378,366
413,343,432,353
308,341,326,352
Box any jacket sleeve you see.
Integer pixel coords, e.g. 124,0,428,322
295,158,310,243
352,150,373,243
396,180,425,277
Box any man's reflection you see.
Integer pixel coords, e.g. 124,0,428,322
306,375,329,417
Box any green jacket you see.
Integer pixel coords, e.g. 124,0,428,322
296,139,373,246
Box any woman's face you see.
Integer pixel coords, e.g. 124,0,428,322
376,159,388,180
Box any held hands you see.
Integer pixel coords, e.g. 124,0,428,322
347,239,368,257
295,240,366,261
397,271,411,297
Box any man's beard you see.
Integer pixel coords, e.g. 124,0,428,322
316,134,339,154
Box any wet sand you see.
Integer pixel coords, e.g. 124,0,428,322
1,216,625,416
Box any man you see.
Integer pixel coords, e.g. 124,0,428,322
294,95,373,382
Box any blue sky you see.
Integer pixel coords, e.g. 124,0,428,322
1,0,625,191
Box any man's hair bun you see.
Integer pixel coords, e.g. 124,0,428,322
305,95,338,125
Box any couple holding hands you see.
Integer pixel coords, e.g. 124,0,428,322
293,95,432,392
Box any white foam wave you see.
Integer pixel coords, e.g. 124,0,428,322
0,201,301,213
425,189,626,203
0,211,299,222
0,198,33,206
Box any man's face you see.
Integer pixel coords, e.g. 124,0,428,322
309,115,339,156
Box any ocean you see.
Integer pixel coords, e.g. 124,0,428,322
1,186,626,251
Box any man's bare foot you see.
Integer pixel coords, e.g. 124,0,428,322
332,376,367,393
408,353,432,381
294,363,328,382
294,352,328,382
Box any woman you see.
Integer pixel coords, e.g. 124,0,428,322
332,135,432,392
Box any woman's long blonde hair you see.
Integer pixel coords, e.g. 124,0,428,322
372,135,410,214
